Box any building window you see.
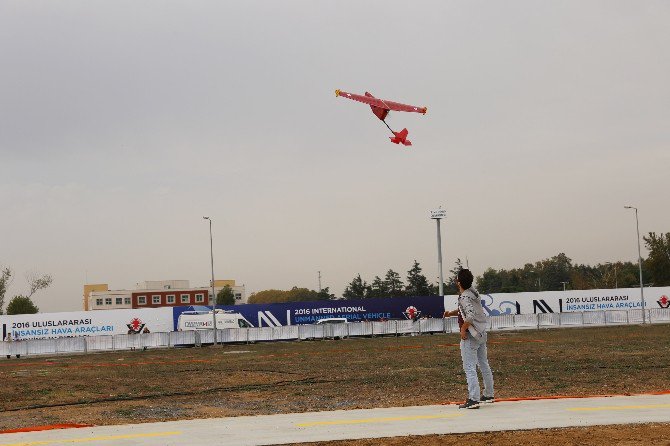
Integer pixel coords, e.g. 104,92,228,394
124,297,131,305
115,297,123,305
96,298,103,306
152,295,161,305
195,293,204,303
138,296,147,305
181,294,190,304
235,293,242,300
167,295,175,304
105,298,112,305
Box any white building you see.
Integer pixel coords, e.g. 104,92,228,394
89,290,133,310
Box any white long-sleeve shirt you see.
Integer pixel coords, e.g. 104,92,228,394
458,288,488,337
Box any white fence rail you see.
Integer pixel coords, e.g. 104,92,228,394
3,309,669,358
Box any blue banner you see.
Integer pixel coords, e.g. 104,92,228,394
172,295,446,328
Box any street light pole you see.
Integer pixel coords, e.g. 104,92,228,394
203,216,218,343
624,206,646,324
530,270,541,291
430,208,447,297
606,262,618,289
560,281,568,291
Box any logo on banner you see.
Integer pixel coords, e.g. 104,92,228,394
480,294,521,315
258,311,281,327
658,295,670,309
403,306,421,320
127,317,146,333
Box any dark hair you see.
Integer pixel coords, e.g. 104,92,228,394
457,269,474,289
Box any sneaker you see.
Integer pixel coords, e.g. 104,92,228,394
480,396,495,404
458,399,480,409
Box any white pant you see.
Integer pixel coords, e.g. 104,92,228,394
459,331,494,401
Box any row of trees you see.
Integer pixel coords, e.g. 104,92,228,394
476,233,670,293
0,267,52,315
342,260,461,299
3,232,668,312
246,260,461,305
248,287,335,304
248,231,669,304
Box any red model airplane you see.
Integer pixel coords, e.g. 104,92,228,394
335,89,427,146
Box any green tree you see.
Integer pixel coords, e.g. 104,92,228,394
441,258,464,294
405,261,431,296
248,286,331,304
539,253,572,290
216,285,235,305
644,232,670,286
248,289,285,304
367,276,388,298
384,269,404,297
285,287,320,302
477,268,504,294
0,268,51,314
26,272,52,298
0,267,12,315
6,295,39,315
316,287,336,300
475,253,649,293
343,274,368,299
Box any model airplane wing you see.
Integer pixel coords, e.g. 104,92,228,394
335,90,427,114
334,88,427,147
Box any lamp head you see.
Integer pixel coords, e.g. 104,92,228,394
203,216,210,220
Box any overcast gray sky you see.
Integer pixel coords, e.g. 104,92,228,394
1,1,668,313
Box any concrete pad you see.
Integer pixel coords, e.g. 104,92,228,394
2,393,670,446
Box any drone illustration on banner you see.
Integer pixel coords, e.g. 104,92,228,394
335,89,427,146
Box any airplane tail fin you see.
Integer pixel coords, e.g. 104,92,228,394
390,128,411,146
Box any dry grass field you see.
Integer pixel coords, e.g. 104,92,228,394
1,324,669,445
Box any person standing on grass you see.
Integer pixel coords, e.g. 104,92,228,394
142,326,150,351
444,268,494,409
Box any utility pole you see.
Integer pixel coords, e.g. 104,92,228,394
318,271,322,293
203,217,218,343
430,208,447,297
624,206,646,323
